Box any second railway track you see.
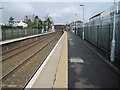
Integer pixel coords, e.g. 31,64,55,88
1,33,56,61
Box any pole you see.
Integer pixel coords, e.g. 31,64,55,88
0,8,3,41
0,7,3,90
80,4,85,39
75,21,76,34
82,5,85,39
117,1,119,13
74,16,75,34
110,2,118,62
25,20,27,36
110,12,116,62
37,19,38,34
74,14,77,35
24,17,27,36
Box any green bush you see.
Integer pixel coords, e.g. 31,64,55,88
16,26,23,29
1,25,23,29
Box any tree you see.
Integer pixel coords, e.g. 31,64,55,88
30,15,43,29
8,17,14,26
34,15,39,22
45,17,53,30
38,19,43,29
28,15,54,31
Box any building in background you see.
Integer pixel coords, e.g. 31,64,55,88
69,20,83,32
13,20,28,28
54,23,65,31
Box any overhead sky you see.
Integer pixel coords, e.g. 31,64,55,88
1,0,119,24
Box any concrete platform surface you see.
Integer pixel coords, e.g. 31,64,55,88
25,31,68,88
53,32,68,88
68,31,120,88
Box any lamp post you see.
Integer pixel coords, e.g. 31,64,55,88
72,17,74,33
36,18,39,34
80,4,85,39
24,16,27,36
110,1,118,62
74,14,77,35
24,20,27,36
0,7,3,41
0,8,3,90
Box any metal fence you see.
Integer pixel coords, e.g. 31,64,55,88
76,13,120,64
2,28,42,41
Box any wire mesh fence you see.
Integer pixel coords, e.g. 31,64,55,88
77,13,120,64
2,28,42,41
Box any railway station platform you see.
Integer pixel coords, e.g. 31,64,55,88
24,31,120,89
25,31,68,88
0,31,53,45
68,31,120,88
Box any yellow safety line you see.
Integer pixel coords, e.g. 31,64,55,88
53,31,68,88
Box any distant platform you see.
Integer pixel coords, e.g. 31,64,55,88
0,31,54,45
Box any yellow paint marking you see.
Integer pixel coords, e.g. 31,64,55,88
53,31,68,88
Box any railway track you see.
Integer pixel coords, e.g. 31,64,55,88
2,37,37,53
2,33,54,54
1,31,63,88
1,33,55,62
1,32,57,77
1,36,55,80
